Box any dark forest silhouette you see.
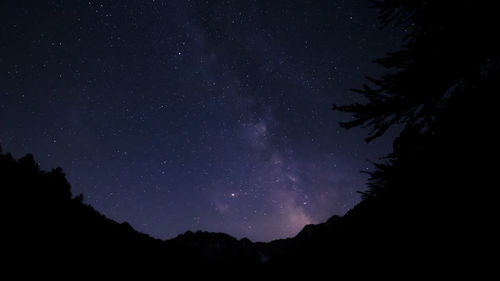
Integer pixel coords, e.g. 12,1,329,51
2,0,496,274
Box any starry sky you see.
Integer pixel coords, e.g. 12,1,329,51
0,0,403,242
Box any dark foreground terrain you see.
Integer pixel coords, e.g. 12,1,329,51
0,133,487,275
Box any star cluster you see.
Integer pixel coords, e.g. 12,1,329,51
0,0,402,241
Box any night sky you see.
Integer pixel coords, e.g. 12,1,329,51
0,0,403,242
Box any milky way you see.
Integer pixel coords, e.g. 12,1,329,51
0,0,402,241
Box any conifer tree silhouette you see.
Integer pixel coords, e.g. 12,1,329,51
334,1,499,142
333,1,498,272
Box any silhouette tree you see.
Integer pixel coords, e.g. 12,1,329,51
331,1,498,273
334,1,499,142
334,0,499,198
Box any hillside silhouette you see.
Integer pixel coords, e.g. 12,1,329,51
2,0,496,275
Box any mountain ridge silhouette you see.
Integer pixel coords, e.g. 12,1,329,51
0,146,373,271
